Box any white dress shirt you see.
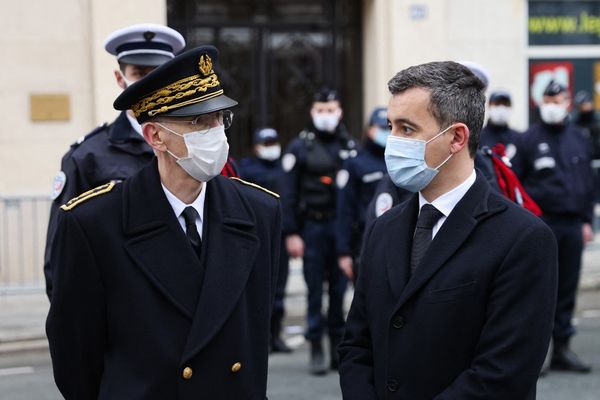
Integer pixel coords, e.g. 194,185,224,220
418,169,476,239
126,112,143,136
161,183,207,239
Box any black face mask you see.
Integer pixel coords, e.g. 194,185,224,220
578,111,595,123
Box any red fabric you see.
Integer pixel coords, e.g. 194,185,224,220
220,157,239,178
490,144,542,216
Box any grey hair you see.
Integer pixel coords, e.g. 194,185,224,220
387,61,486,157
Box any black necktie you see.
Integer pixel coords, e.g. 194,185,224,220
410,204,443,275
182,206,202,258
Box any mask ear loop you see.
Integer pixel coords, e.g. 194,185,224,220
427,124,456,170
155,122,186,160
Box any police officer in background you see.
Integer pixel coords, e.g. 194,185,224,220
480,90,522,159
43,24,186,299
239,127,292,353
513,80,594,373
336,107,388,281
281,87,357,375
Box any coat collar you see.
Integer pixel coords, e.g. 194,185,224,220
386,171,507,306
122,160,259,361
108,111,153,155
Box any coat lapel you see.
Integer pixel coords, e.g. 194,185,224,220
122,159,203,319
182,176,260,360
394,172,506,309
385,194,419,299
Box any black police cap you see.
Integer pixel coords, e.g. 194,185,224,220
543,80,567,97
489,90,511,104
574,90,592,106
114,45,238,123
254,127,279,144
314,87,340,102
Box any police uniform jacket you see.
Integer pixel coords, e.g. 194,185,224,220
44,111,154,298
480,122,522,154
280,123,356,235
239,156,285,194
336,140,386,256
339,172,557,400
46,158,281,399
512,121,595,222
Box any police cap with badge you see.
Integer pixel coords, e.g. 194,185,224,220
104,23,186,67
543,80,567,97
114,45,238,122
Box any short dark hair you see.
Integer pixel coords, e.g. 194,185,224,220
387,61,485,157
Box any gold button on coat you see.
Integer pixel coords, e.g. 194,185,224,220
231,362,242,373
182,367,193,379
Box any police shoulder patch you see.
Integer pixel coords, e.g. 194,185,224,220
60,181,116,211
375,192,394,217
51,171,67,200
230,177,280,198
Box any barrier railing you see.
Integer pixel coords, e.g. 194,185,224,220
0,195,50,295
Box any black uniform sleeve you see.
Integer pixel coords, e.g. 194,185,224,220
46,211,106,399
280,139,304,235
44,152,90,300
336,159,359,255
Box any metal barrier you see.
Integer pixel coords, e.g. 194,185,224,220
0,195,50,295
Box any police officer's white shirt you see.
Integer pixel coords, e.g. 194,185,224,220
161,183,206,239
418,169,476,239
126,112,143,136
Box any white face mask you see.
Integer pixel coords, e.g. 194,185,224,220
158,123,229,182
488,105,511,125
257,144,281,161
312,112,341,132
540,103,568,124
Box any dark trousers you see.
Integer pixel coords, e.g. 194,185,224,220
271,240,289,336
542,216,584,343
302,219,348,342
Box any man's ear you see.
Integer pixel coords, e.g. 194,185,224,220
114,70,126,90
142,122,166,151
449,123,470,154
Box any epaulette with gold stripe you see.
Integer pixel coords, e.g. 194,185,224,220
229,177,280,198
60,181,116,211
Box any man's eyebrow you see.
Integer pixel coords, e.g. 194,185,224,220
392,117,421,131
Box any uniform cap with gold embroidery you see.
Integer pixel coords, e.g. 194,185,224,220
114,45,238,123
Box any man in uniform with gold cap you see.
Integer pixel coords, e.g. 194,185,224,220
46,45,282,399
44,24,186,299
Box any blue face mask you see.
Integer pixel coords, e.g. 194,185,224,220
384,125,454,192
373,127,390,147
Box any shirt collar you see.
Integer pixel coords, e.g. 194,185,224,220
126,112,143,136
419,169,476,217
161,182,207,222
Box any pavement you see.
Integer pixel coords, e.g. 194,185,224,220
1,237,600,354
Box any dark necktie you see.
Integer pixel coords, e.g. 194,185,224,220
410,204,443,275
182,206,202,258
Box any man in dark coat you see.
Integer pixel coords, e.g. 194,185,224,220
338,61,558,399
46,45,281,399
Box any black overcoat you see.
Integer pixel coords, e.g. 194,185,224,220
46,158,281,399
339,172,558,399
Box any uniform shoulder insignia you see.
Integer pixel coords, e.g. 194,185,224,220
71,123,108,147
60,181,116,211
229,177,280,198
